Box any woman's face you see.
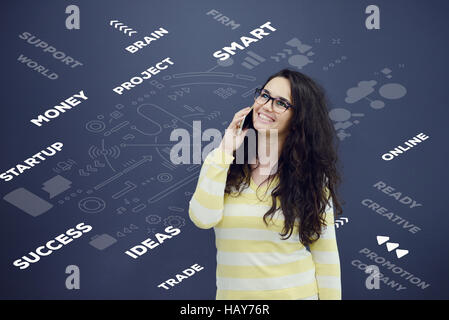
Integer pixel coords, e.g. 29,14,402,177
252,76,294,137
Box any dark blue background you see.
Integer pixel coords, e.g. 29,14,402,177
1,0,448,299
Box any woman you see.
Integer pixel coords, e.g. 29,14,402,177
188,68,344,300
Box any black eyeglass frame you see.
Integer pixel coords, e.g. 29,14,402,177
254,88,295,112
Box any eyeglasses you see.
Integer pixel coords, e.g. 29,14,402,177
254,88,295,113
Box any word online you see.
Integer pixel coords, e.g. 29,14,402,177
113,57,174,95
1,142,64,182
213,21,276,61
31,90,88,127
158,263,204,290
125,27,169,54
125,226,180,259
13,222,92,270
19,32,83,68
382,132,429,161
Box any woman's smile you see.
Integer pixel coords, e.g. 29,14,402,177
256,111,276,124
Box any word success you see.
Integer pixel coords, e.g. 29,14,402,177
13,222,92,270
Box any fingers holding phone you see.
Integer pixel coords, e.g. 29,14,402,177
219,106,252,155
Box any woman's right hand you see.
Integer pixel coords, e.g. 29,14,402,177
219,106,252,156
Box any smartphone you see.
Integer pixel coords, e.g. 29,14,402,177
237,106,254,135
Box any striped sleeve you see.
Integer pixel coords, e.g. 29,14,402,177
188,147,234,229
309,192,342,300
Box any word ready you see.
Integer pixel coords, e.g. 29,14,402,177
213,21,276,61
30,90,88,127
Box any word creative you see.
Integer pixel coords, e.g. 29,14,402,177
0,142,64,182
213,21,276,61
30,90,88,127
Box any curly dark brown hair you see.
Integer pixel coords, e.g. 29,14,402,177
224,68,344,247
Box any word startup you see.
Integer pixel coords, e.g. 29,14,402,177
0,142,63,182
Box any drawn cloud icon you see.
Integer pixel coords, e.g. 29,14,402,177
345,80,377,103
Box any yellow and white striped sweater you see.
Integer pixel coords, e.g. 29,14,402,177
188,147,342,300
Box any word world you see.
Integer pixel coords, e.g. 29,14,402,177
158,263,204,290
381,132,429,161
17,54,58,80
31,90,88,127
13,222,92,270
213,21,276,61
125,226,180,259
1,142,64,182
113,57,174,95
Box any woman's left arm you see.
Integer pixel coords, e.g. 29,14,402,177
308,197,342,300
